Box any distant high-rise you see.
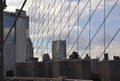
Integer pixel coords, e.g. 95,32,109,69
52,40,66,60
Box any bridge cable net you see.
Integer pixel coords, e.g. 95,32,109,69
27,0,120,60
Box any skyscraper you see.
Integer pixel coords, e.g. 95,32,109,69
3,9,33,77
52,40,66,60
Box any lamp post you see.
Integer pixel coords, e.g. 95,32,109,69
0,0,6,80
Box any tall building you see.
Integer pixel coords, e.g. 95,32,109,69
52,40,66,60
15,10,30,62
3,9,33,77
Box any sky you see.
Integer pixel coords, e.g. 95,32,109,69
5,0,120,60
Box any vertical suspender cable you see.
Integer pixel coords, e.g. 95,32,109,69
104,0,106,54
41,1,46,55
89,0,91,55
53,0,56,41
60,0,62,40
68,0,71,55
47,1,50,53
77,0,80,52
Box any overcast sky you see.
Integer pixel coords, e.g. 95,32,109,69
5,0,120,60
5,0,25,12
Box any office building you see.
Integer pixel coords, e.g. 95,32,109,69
3,9,33,77
52,40,66,60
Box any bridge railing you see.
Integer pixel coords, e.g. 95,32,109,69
5,77,93,81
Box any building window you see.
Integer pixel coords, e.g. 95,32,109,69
6,71,14,77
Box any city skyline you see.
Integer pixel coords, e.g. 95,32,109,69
5,0,120,60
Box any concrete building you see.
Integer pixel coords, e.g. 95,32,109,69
15,9,30,62
4,11,16,77
97,58,120,81
52,40,66,60
14,60,92,80
14,62,52,77
26,38,34,61
84,54,98,73
52,60,92,79
3,9,33,77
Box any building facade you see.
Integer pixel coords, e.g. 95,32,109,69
3,9,33,77
52,40,66,60
14,60,92,80
97,60,120,81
